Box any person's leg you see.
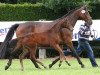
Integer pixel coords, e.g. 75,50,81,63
81,41,98,67
77,43,83,55
63,41,83,56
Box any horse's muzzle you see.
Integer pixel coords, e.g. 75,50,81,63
87,19,92,25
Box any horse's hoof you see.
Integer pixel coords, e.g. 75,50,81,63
36,67,40,69
38,67,41,69
49,64,52,68
81,64,85,68
36,66,41,69
5,66,9,70
59,63,61,67
21,69,24,71
68,63,71,66
21,68,24,71
44,66,47,69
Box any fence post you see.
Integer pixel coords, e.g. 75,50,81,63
39,48,46,59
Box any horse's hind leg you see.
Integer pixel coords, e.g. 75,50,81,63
19,45,29,71
5,43,21,70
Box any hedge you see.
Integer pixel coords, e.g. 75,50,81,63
0,3,61,21
90,3,100,19
0,3,100,21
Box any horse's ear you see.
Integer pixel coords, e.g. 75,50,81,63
84,5,87,7
80,5,87,14
81,5,87,10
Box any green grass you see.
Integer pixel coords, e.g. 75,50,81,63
0,58,100,75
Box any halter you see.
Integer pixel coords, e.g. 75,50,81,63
66,27,74,32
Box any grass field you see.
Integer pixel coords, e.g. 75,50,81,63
0,58,100,75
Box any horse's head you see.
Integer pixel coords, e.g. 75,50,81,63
77,5,92,26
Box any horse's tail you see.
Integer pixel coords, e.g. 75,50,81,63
0,24,19,59
4,39,19,58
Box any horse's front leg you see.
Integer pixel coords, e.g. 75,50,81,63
51,44,67,65
30,47,47,69
34,58,47,69
61,28,84,68
29,46,42,69
49,56,60,68
58,45,71,67
66,41,84,68
49,45,70,68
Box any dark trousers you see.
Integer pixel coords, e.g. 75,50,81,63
77,39,98,66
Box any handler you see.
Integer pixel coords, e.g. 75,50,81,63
64,22,98,67
76,22,98,67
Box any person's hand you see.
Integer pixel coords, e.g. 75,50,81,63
91,35,94,38
91,35,96,40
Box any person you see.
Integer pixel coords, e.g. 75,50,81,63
76,22,98,67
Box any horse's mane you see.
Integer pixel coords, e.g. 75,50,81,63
56,5,85,20
50,5,85,31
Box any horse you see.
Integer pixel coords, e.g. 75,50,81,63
0,5,92,70
5,17,72,70
4,39,71,70
4,39,53,70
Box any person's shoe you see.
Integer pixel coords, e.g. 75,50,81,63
92,65,98,67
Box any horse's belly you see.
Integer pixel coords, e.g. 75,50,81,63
37,37,50,46
36,34,62,47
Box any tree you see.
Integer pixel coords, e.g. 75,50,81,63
9,0,18,4
42,0,93,13
18,0,40,4
0,0,8,3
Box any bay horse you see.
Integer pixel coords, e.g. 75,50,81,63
4,39,71,71
4,39,47,70
0,5,92,70
5,16,72,71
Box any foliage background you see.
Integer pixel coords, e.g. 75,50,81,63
0,3,60,21
0,0,100,21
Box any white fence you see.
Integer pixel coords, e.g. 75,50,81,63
0,20,100,42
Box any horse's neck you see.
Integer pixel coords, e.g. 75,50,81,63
67,11,79,27
49,20,62,33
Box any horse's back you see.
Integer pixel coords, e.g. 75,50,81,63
16,21,57,37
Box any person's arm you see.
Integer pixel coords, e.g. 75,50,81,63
78,25,85,35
